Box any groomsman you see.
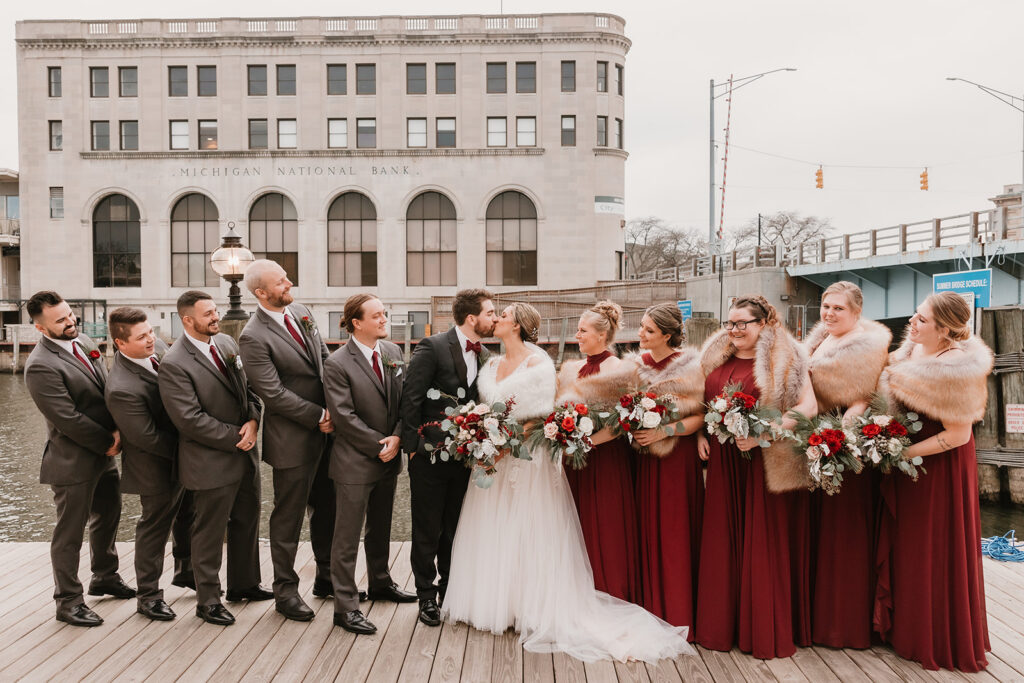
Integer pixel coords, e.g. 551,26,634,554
24,290,135,627
105,307,195,621
325,294,416,634
400,289,496,626
158,291,269,626
239,260,336,622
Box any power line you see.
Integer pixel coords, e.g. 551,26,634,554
719,141,1018,170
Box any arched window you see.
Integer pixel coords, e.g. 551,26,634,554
407,191,456,286
93,194,141,287
170,193,220,287
327,192,377,286
249,193,299,284
485,191,537,286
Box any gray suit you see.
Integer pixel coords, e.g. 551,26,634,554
105,342,194,602
238,304,334,600
324,339,404,613
158,332,263,606
24,335,121,610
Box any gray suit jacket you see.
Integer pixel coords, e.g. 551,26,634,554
158,333,262,491
105,341,178,496
24,335,117,486
238,304,329,470
324,339,404,485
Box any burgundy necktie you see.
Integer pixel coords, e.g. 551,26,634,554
465,340,482,354
208,344,230,379
150,357,160,372
371,351,384,385
283,315,308,352
72,343,97,378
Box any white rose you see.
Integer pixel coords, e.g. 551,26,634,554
481,441,498,457
543,422,560,439
806,445,822,461
483,417,499,432
641,411,662,429
473,403,490,416
872,415,891,426
578,416,594,435
713,398,728,412
491,432,507,447
640,397,657,410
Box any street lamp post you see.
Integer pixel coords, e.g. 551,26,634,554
209,221,255,322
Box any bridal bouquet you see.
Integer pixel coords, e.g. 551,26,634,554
525,402,598,470
420,387,527,489
704,382,786,458
612,391,682,453
789,410,863,495
854,396,925,480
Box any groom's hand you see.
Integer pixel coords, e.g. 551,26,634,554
378,435,400,462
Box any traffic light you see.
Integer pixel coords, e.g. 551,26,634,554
815,166,823,189
920,168,929,191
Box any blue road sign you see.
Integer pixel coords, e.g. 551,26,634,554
933,269,991,308
677,300,693,322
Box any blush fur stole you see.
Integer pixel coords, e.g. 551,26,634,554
701,326,811,492
621,348,704,456
555,356,640,409
804,319,892,412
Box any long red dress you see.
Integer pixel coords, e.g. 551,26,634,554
874,418,990,672
695,355,812,658
564,352,640,603
636,352,704,638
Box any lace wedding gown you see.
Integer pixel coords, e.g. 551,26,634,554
441,348,694,663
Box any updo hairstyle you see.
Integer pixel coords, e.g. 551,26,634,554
730,295,781,328
508,302,541,344
644,302,685,347
582,300,624,344
822,281,864,315
924,292,972,342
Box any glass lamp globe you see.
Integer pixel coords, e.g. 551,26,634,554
209,224,254,279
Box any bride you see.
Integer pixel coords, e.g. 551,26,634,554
441,303,694,663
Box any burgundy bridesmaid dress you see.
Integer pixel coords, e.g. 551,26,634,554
564,351,640,603
874,418,990,672
636,353,704,638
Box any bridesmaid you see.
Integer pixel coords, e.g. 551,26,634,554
804,281,891,649
556,300,640,603
874,292,992,672
627,303,706,637
694,295,817,659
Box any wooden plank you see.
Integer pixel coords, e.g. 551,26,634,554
550,652,585,683
764,654,810,682
671,651,715,683
726,648,776,682
614,658,652,682
0,543,51,586
787,648,840,682
581,657,617,683
842,647,903,683
694,646,745,683
810,648,872,683
0,542,93,630
490,629,523,683
365,552,420,683
995,308,1024,451
645,657,683,683
428,621,470,683
459,623,496,682
986,622,1024,675
397,616,444,683
870,646,933,682
522,650,554,683
981,651,1024,682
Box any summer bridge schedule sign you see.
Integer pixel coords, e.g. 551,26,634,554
932,269,992,308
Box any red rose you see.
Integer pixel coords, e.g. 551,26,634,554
654,404,666,414
886,422,907,437
88,350,101,360
646,391,657,400
620,420,632,432
466,413,479,423
861,423,882,438
575,403,588,416
456,445,467,455
743,395,756,410
454,415,465,425
619,395,633,408
807,433,823,446
302,316,309,321
545,413,555,424
561,416,576,432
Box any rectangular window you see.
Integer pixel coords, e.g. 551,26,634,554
487,117,507,147
616,63,624,95
119,120,138,150
561,60,576,92
436,118,456,148
49,187,64,219
516,117,536,147
90,67,109,97
486,63,507,93
597,116,608,146
561,116,576,146
277,119,297,148
328,118,348,148
407,118,427,148
356,64,375,95
406,63,426,94
198,120,217,150
516,62,536,93
327,64,346,95
169,120,189,150
91,121,110,150
436,63,456,94
48,67,61,97
248,119,268,149
615,118,623,149
168,66,187,96
597,61,608,92
49,120,62,151
197,66,216,96
247,65,267,96
356,118,376,148
119,67,138,97
277,64,296,96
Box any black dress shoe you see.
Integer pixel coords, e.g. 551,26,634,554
137,599,176,621
276,596,315,622
196,603,235,626
334,609,377,635
418,598,441,627
56,604,103,627
226,585,273,602
367,582,417,603
88,577,137,599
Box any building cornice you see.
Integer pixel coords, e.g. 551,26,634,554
80,148,548,160
593,148,629,160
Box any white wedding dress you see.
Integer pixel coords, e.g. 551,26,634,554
441,347,694,663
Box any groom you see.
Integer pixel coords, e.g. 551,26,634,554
400,289,496,626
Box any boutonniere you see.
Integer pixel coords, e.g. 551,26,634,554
381,356,404,375
77,337,101,360
299,315,318,337
224,351,244,371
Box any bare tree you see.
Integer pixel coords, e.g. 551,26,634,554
729,211,834,251
624,217,705,277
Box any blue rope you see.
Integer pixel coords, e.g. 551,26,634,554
981,531,1024,562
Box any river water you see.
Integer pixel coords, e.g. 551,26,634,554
1,373,1021,543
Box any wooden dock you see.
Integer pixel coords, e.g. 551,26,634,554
0,541,1022,682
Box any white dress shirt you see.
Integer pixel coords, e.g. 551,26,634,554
50,337,97,372
184,330,226,373
351,336,382,379
258,303,299,334
125,353,159,376
454,326,479,386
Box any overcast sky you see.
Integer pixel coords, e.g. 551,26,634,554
2,0,1022,239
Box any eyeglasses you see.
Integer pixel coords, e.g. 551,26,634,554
722,319,761,331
